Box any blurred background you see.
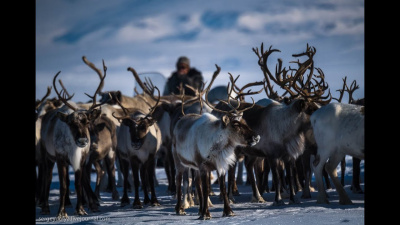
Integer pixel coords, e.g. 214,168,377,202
36,0,364,103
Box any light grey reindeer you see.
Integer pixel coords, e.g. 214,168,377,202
172,65,260,220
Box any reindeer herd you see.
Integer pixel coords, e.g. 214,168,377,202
35,43,365,220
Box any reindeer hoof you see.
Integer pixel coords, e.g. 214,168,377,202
289,197,301,204
176,209,186,215
251,196,266,203
133,203,143,209
198,214,212,220
232,190,240,196
272,200,285,206
75,207,88,216
316,196,330,204
222,210,235,217
151,201,161,207
57,211,68,220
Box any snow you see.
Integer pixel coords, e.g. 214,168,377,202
35,156,364,224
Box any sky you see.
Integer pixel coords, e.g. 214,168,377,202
36,0,364,104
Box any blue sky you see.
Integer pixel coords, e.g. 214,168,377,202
36,0,364,104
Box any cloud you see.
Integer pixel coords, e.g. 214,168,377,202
237,5,364,37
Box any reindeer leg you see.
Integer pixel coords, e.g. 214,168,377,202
286,160,300,204
147,155,160,206
167,146,176,195
182,169,190,209
227,163,237,203
198,170,211,220
301,149,313,199
140,161,151,205
175,170,185,215
93,160,104,200
245,155,265,203
262,157,271,193
325,154,353,205
270,158,285,206
314,153,330,204
351,157,363,194
131,158,143,209
194,170,203,215
218,172,235,217
82,156,100,212
40,154,54,214
119,156,130,207
104,153,120,200
56,160,69,219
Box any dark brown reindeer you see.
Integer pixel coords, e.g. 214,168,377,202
214,43,332,206
333,76,364,194
172,64,260,219
39,69,105,218
112,85,164,209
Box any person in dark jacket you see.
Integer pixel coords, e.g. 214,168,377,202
163,56,204,96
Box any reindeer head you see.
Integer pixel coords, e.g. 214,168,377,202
113,87,163,150
52,57,107,148
204,65,261,148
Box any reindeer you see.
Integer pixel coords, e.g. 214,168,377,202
172,64,260,219
76,56,120,207
36,86,55,203
39,69,105,218
311,101,364,205
332,76,365,194
215,43,332,206
112,85,164,209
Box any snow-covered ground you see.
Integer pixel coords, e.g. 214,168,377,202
35,156,364,224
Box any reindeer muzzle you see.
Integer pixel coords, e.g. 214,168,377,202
76,137,89,148
131,138,144,150
248,135,260,147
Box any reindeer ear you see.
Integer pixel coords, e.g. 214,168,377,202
56,111,68,122
221,115,230,128
89,109,102,121
146,116,156,126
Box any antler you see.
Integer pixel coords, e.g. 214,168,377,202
36,86,52,110
254,42,332,105
127,67,154,97
204,65,255,117
252,43,296,101
52,71,77,111
82,56,106,95
82,56,108,112
346,79,359,104
227,73,264,101
333,76,348,103
147,86,161,117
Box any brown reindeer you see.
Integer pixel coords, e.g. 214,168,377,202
112,85,164,209
76,56,120,210
214,43,332,206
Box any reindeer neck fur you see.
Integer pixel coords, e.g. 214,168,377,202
174,113,240,175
